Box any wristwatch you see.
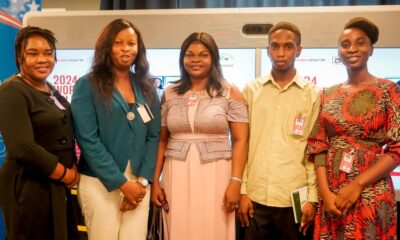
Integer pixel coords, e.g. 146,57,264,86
137,177,149,187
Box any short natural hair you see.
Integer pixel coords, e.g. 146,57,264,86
14,26,57,71
268,21,301,46
344,17,379,45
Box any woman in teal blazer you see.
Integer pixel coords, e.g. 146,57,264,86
71,19,160,240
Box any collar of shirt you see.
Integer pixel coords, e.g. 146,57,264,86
258,71,307,90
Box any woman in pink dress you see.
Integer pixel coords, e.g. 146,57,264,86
151,32,249,240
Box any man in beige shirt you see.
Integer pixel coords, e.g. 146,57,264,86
238,21,320,239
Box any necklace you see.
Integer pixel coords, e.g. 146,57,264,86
186,90,202,106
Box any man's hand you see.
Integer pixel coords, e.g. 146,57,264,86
237,194,254,227
300,202,316,235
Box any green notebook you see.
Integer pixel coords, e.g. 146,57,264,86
291,186,308,224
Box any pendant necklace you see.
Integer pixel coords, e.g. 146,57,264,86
186,90,200,106
127,111,135,121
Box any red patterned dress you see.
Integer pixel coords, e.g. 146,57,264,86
306,79,400,239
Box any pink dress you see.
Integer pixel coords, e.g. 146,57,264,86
161,84,248,240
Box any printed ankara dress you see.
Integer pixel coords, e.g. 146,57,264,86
307,79,400,239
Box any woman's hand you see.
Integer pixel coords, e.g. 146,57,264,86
321,190,342,217
151,182,167,207
334,181,363,215
119,181,146,206
120,197,138,212
62,164,80,189
223,181,241,213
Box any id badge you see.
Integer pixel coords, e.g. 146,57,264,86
292,114,306,135
137,103,154,123
339,151,354,173
185,93,197,106
49,96,66,110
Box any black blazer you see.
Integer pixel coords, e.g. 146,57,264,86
0,75,78,240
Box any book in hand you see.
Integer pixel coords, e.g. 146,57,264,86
291,185,308,224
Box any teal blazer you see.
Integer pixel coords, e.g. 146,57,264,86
71,73,160,191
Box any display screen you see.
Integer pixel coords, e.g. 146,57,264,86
260,48,400,88
48,48,256,101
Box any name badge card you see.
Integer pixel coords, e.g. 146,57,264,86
292,114,306,135
339,151,354,173
137,104,154,123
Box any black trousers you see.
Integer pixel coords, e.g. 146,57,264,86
240,201,313,240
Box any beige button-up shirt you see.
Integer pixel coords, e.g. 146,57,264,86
241,72,320,207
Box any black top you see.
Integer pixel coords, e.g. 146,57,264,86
0,75,77,240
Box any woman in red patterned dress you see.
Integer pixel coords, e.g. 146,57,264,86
307,17,400,239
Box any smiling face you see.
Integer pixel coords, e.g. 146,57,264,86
267,29,302,73
111,27,138,72
19,35,55,84
183,42,212,81
338,28,373,72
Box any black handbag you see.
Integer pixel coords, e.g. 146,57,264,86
147,205,164,240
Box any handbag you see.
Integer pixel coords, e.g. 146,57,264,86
147,204,164,240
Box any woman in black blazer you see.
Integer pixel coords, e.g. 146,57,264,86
0,26,80,240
